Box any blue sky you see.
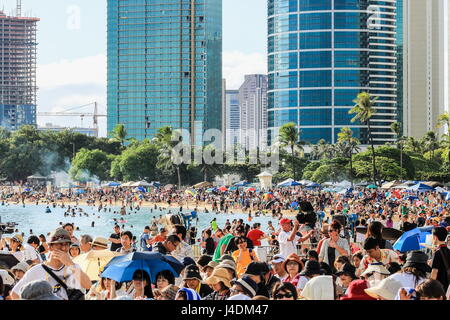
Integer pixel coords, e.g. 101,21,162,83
0,0,267,136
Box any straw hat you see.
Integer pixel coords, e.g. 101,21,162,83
91,237,108,249
217,259,236,272
11,262,29,274
11,234,23,244
202,260,219,272
160,285,179,300
205,267,233,288
282,253,304,273
364,277,403,300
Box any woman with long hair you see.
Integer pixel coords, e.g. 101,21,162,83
365,221,392,249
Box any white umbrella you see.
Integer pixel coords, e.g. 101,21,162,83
131,180,152,187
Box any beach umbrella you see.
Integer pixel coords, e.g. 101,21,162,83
306,182,321,188
229,186,237,191
291,201,299,208
406,183,434,192
404,195,419,201
102,182,120,187
164,184,174,190
246,187,256,192
73,250,121,281
218,186,228,192
367,184,378,189
382,228,404,241
445,193,450,201
277,179,301,187
206,187,216,193
185,189,196,196
102,252,184,283
193,181,212,188
234,180,249,187
131,180,152,187
393,228,421,252
0,254,20,270
135,187,146,193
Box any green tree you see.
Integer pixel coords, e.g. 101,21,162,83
390,122,407,180
278,123,304,180
421,131,439,160
349,92,377,185
337,127,360,187
69,148,113,182
110,124,131,147
110,140,160,182
353,156,407,182
437,112,450,164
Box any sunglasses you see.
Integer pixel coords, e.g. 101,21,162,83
275,292,294,299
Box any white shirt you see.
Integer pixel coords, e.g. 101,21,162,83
172,241,194,262
388,272,426,289
12,263,83,300
278,230,300,258
23,244,42,263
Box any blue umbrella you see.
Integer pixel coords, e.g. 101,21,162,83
446,193,450,201
407,183,434,192
290,201,298,208
108,182,120,187
404,195,419,201
135,186,146,193
234,180,249,187
102,252,184,283
393,228,421,252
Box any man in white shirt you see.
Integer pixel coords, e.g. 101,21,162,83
23,235,42,265
11,228,92,300
277,218,314,258
171,224,193,261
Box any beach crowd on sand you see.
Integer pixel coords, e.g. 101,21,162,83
0,184,450,301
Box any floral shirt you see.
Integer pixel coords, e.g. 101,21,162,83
357,249,398,276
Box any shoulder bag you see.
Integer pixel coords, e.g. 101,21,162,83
42,264,85,300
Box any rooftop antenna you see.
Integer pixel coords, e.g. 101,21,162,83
16,0,21,17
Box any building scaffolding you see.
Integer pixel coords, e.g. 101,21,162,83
0,10,39,130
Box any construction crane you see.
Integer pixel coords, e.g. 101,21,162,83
37,102,107,130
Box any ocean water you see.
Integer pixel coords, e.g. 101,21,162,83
0,204,277,243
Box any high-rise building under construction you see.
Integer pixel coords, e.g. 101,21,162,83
0,10,39,130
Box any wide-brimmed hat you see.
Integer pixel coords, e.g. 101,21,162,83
282,253,304,273
20,280,62,300
202,260,219,272
231,276,258,298
271,254,285,264
11,262,29,274
11,234,23,244
360,263,391,277
183,265,202,281
217,260,236,272
364,277,403,300
91,237,108,249
205,267,233,288
340,280,377,300
48,228,71,244
0,270,15,286
403,251,432,273
300,260,324,277
218,254,234,262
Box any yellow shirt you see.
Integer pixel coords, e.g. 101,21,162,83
232,249,256,277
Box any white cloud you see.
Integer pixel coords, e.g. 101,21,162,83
37,54,106,90
223,51,267,89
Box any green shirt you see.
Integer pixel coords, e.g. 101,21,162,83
211,220,218,231
213,233,234,262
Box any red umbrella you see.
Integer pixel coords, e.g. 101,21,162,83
218,186,228,192
246,187,256,192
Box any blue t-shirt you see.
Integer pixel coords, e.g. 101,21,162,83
140,233,151,251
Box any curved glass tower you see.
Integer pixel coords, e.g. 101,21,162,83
267,0,400,145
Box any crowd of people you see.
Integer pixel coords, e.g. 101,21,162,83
0,184,450,301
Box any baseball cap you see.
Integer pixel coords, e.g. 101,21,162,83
271,254,285,264
280,218,291,225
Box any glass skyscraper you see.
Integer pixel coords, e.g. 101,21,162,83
107,0,222,144
267,0,400,145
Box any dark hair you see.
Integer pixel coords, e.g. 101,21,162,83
330,220,342,232
367,221,383,241
38,234,46,242
120,231,133,240
156,270,175,285
132,270,154,299
386,262,402,274
63,223,74,229
234,236,247,246
272,282,298,300
27,235,40,245
204,229,212,237
307,250,319,261
166,234,181,244
415,279,446,300
335,255,351,265
363,237,379,250
352,251,364,261
173,225,187,240
432,227,448,242
144,226,150,230
197,255,212,267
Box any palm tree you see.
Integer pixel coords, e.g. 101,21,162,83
337,127,361,188
404,136,422,154
421,131,439,160
278,123,304,180
110,124,130,147
390,122,406,180
153,126,183,188
349,92,377,185
437,112,450,164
